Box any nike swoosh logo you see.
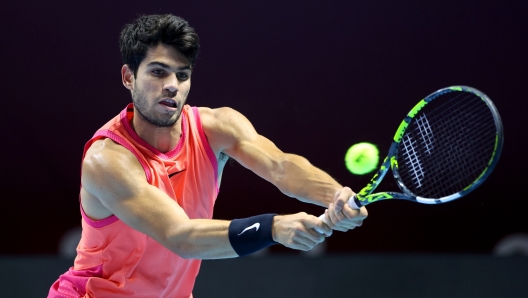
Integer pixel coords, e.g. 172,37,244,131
238,223,260,235
168,169,186,178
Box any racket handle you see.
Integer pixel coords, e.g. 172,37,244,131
318,196,360,225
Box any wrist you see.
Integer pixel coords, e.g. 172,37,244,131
271,215,283,242
228,213,277,257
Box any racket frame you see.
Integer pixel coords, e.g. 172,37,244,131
350,86,503,208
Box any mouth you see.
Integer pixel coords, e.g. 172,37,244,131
159,98,178,109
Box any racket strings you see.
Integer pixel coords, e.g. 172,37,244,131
421,100,495,195
397,92,497,198
414,107,495,197
400,134,425,187
414,115,434,155
431,110,495,194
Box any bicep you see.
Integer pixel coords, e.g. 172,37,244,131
202,107,287,184
228,135,287,184
81,141,189,247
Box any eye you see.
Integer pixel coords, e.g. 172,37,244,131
177,72,189,80
152,69,164,76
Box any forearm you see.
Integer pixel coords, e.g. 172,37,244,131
165,216,277,259
275,154,342,207
165,219,238,259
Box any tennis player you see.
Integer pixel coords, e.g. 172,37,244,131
48,14,367,298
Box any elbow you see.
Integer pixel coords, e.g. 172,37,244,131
163,227,197,259
167,240,197,259
174,245,195,259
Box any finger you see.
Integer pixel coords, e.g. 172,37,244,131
340,203,361,221
295,242,314,251
293,233,320,249
286,239,310,251
333,187,355,212
333,209,361,230
328,206,361,231
359,206,368,218
339,203,354,220
332,202,350,223
300,229,326,244
308,227,328,242
327,203,339,226
333,194,346,212
332,189,342,210
314,211,330,235
304,217,332,238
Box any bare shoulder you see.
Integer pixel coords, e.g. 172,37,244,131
197,106,250,130
197,107,258,153
84,138,140,174
82,139,146,198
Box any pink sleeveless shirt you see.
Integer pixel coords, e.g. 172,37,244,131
49,104,219,298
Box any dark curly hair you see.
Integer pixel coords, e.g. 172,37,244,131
119,14,200,77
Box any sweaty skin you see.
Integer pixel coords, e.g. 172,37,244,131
81,43,367,259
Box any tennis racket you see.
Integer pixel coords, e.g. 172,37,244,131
320,86,503,223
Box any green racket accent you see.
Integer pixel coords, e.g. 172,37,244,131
394,121,409,142
488,135,500,166
393,99,428,142
463,169,488,191
408,99,427,118
449,86,463,91
390,156,398,168
366,192,393,203
356,157,391,201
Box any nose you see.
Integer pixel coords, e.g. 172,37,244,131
163,74,179,94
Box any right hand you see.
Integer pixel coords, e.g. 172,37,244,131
272,212,332,251
324,187,368,232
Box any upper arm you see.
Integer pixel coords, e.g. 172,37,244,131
81,139,190,250
200,107,342,206
199,107,287,184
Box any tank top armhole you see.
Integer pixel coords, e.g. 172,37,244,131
191,107,219,193
80,203,119,228
80,129,154,228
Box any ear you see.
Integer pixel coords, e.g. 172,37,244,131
121,65,135,90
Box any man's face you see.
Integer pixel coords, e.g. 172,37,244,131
130,43,192,127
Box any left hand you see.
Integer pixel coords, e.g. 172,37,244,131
324,187,368,232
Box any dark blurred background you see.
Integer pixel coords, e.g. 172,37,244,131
1,0,527,257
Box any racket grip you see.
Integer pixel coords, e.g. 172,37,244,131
317,196,360,225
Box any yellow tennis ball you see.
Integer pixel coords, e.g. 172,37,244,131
345,142,379,175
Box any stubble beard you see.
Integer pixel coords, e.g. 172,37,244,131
132,83,181,128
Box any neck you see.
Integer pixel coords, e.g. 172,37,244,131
131,110,183,153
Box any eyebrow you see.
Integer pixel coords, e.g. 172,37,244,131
146,61,191,71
